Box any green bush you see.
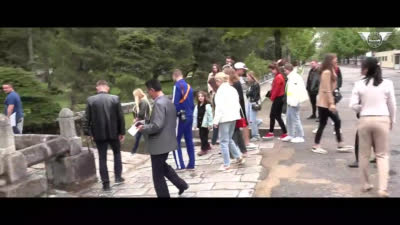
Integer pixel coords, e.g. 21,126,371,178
0,66,61,134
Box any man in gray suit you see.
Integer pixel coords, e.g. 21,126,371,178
137,79,189,198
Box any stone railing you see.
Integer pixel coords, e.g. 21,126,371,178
0,108,97,197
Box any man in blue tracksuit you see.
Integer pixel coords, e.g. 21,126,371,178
172,69,195,170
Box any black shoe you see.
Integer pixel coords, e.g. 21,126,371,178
178,183,189,195
115,177,125,184
370,159,377,163
307,115,316,119
103,183,111,192
348,161,359,168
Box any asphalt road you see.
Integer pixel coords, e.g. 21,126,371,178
255,65,400,197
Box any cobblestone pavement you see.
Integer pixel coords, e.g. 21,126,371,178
69,143,267,198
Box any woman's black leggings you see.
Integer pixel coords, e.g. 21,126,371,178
315,107,342,144
269,96,287,134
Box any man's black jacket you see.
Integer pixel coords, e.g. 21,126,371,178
306,68,320,95
83,92,125,141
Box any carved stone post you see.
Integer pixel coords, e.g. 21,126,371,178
46,109,97,190
0,114,47,197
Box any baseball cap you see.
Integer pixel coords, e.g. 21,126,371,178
234,62,248,70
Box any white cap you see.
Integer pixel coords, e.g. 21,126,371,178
234,62,248,70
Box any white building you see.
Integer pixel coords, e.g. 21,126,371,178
373,50,400,69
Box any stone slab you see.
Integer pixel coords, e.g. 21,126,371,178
240,173,261,182
0,174,47,197
238,189,255,197
213,181,256,190
113,188,150,197
196,190,240,197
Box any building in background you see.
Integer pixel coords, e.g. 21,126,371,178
373,50,400,69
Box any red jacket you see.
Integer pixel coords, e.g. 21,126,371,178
270,73,285,101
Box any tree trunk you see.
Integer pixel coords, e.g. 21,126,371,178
27,28,34,68
274,30,282,60
355,56,358,65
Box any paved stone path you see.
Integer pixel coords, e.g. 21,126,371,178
69,143,266,197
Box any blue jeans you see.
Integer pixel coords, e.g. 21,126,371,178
173,117,195,169
286,105,304,138
131,132,142,154
246,102,261,138
218,121,242,166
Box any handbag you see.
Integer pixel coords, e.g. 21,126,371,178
333,89,342,104
236,108,247,128
265,90,271,98
251,100,262,111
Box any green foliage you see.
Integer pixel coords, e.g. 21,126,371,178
244,51,272,78
287,28,317,63
0,66,61,132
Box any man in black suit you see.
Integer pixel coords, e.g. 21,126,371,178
84,80,126,191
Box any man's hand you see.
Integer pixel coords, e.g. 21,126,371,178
329,104,336,112
137,125,144,131
208,126,213,130
119,135,125,142
213,124,218,129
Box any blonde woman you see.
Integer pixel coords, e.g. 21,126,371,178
213,72,245,170
131,88,151,155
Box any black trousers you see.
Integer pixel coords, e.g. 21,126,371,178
315,107,342,144
151,152,188,198
199,127,210,151
308,92,318,117
269,96,287,134
233,127,247,153
355,131,359,161
95,140,123,184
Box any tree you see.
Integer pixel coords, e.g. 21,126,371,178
286,28,317,64
0,66,61,133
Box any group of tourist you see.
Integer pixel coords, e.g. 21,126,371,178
2,52,397,198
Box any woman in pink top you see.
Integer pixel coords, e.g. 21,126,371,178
349,57,397,197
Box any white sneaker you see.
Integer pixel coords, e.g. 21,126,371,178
291,137,305,143
218,164,231,171
337,145,354,152
281,136,293,142
311,147,328,154
312,128,318,134
246,143,258,150
333,129,342,135
237,157,246,165
250,136,260,142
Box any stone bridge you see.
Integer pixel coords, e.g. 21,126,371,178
0,108,97,197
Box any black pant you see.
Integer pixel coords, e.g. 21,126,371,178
269,96,287,133
95,140,123,184
355,131,359,161
199,127,210,151
308,92,318,117
233,127,247,153
151,152,188,198
212,127,219,145
314,107,342,144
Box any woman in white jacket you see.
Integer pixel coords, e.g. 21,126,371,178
213,72,246,171
282,63,309,143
